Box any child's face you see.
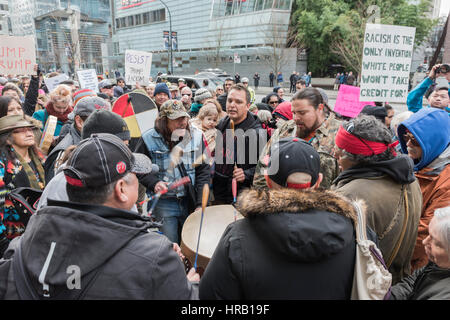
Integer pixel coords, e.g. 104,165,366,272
202,115,218,130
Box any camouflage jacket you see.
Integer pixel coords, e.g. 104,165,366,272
253,113,342,190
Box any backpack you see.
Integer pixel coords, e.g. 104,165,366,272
351,201,392,300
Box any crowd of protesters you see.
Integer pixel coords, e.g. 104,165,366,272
0,61,448,301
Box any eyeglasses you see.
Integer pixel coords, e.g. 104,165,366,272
403,132,419,147
269,101,278,105
12,127,33,134
182,93,192,96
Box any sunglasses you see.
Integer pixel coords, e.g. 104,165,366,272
403,132,419,147
102,85,113,89
182,93,192,96
269,101,278,105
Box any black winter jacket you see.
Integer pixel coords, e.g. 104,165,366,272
199,188,358,299
0,200,198,300
213,112,264,203
391,262,450,300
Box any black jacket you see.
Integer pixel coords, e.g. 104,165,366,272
23,76,40,117
217,93,228,112
0,200,198,300
199,188,358,299
391,262,450,300
213,112,263,203
44,124,81,183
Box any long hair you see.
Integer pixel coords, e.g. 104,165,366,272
154,116,192,151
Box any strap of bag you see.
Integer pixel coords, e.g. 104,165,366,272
386,186,409,268
353,201,367,242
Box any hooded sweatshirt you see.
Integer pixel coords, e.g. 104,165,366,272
397,108,450,271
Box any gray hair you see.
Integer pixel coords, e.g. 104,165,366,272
390,111,413,136
257,110,272,123
338,114,394,164
433,206,450,259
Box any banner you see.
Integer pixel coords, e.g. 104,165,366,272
125,50,152,86
360,24,416,103
234,53,241,64
335,85,375,118
77,69,99,93
171,31,178,51
0,35,36,75
44,74,70,92
163,31,170,50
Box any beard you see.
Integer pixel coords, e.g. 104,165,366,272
296,118,321,139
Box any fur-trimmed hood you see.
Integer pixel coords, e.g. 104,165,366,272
235,188,359,262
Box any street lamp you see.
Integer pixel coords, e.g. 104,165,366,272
159,0,173,74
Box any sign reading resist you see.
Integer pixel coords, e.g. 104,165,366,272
125,50,152,86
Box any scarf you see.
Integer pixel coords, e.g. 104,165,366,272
45,101,73,123
14,148,45,190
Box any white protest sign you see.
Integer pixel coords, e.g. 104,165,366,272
125,50,152,86
44,74,69,92
77,69,99,93
0,35,36,75
360,24,416,103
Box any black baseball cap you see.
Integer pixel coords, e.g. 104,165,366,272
64,133,155,188
82,109,131,141
267,137,320,187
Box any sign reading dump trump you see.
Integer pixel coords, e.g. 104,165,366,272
125,50,152,86
0,35,36,75
360,24,416,103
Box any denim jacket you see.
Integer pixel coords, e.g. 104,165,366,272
141,127,205,198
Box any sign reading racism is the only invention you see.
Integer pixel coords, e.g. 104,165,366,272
360,24,416,103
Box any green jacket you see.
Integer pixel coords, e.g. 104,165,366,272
391,262,450,300
253,113,341,190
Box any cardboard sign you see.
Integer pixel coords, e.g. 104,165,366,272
360,24,416,103
334,85,375,118
44,74,69,92
125,50,152,86
0,35,36,75
77,69,99,93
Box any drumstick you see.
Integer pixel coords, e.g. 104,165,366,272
193,183,210,271
140,176,190,206
145,177,191,216
232,178,237,221
230,119,239,201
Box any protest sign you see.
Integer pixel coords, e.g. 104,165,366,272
77,69,99,93
360,24,416,103
44,74,69,92
335,85,375,118
125,50,152,86
0,35,36,75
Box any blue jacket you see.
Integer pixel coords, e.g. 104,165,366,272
397,108,450,171
406,77,450,115
32,109,64,137
139,127,210,206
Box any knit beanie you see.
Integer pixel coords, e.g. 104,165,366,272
194,88,212,102
82,109,131,141
154,83,171,99
73,89,97,107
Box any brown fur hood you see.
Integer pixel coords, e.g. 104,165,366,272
235,188,363,262
236,188,358,222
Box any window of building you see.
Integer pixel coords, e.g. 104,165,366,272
135,14,141,25
274,0,290,9
128,15,134,27
143,12,150,24
120,17,126,28
116,18,121,29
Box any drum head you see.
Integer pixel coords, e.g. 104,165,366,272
112,92,158,138
181,205,243,259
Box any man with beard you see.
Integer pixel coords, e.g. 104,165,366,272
253,87,341,190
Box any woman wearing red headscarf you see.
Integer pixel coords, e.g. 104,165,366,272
331,114,423,286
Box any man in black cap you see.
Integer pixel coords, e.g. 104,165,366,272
1,133,199,300
44,97,111,182
200,137,359,299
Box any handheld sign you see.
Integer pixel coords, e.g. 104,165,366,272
77,69,99,93
334,85,375,118
125,50,152,86
0,36,36,75
360,24,416,103
39,116,58,155
44,74,69,92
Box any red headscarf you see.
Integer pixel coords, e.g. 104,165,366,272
45,101,73,123
335,126,398,156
